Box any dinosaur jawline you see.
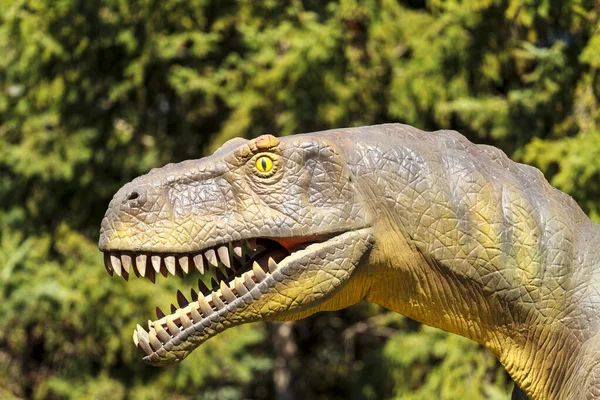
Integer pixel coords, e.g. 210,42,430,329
102,233,340,364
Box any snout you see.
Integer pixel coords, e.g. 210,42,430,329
99,179,167,251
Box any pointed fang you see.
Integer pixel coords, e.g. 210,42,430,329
155,323,171,343
151,255,161,272
217,246,231,268
235,278,249,296
220,281,236,302
149,332,162,351
180,313,192,329
212,295,226,310
178,256,189,273
110,254,122,276
193,254,204,274
166,317,181,336
253,262,267,282
268,257,278,274
244,273,256,289
164,256,176,275
121,255,132,273
136,254,147,277
232,241,243,258
138,334,152,355
205,249,218,267
191,306,202,322
198,296,213,315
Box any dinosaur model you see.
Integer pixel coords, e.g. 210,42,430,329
98,124,600,399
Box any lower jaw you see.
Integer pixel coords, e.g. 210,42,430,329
140,228,375,366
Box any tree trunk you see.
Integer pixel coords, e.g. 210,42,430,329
270,321,297,400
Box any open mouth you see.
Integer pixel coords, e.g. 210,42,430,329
102,235,330,363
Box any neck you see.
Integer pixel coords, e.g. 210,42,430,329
333,125,600,399
362,218,599,399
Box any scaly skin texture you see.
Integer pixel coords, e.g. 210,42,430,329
99,124,600,399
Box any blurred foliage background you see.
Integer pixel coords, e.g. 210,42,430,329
0,0,598,399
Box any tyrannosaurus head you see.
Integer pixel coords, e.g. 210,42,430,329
98,134,374,365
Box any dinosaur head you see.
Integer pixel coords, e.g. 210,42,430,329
99,134,374,365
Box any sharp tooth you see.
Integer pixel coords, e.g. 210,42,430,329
136,324,149,339
198,279,211,296
244,273,256,289
193,254,204,274
190,288,199,301
220,281,236,302
121,255,132,273
212,294,226,310
133,330,139,346
151,255,161,272
232,241,243,258
198,296,213,315
164,256,176,275
166,316,180,336
253,261,267,282
268,257,278,274
149,332,162,351
205,249,218,267
177,290,189,308
136,254,147,277
170,304,177,314
103,253,114,276
155,307,165,319
155,323,171,343
235,278,249,296
178,256,189,273
147,320,154,331
138,333,152,355
191,306,202,322
180,312,192,329
110,254,122,276
217,246,231,268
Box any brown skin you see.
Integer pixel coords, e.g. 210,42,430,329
100,124,600,399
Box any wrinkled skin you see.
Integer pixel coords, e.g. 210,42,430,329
99,124,600,399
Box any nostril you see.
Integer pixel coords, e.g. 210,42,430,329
127,192,140,201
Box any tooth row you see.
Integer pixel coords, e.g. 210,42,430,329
105,238,258,280
134,256,281,356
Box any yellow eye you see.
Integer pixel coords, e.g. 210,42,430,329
255,156,273,173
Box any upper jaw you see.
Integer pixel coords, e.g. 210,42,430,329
121,228,374,366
